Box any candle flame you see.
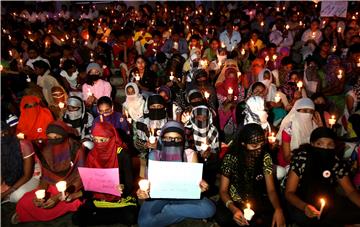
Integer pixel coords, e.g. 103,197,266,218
320,198,325,207
246,203,251,209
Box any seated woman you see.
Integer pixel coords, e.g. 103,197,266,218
72,121,137,226
12,121,85,224
285,127,360,226
214,123,285,227
16,95,54,141
137,121,216,227
1,121,38,203
276,98,322,167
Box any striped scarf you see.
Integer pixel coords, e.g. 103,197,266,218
186,106,219,153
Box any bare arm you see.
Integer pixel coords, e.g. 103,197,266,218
282,141,292,164
338,176,360,208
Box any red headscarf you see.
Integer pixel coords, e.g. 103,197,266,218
17,96,54,140
86,121,127,201
216,68,240,97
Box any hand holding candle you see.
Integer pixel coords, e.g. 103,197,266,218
268,132,276,143
35,189,46,200
169,71,174,81
228,87,234,95
329,115,336,128
204,91,210,100
138,179,150,198
265,55,270,64
58,102,65,109
55,181,67,201
337,69,343,79
17,132,25,140
243,203,255,221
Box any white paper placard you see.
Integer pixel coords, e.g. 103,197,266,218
320,1,348,18
148,160,203,199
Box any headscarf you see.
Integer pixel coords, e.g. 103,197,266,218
187,89,206,107
63,96,88,134
216,67,240,97
158,85,173,118
152,121,186,162
123,82,145,121
277,98,317,151
1,121,23,186
147,94,166,121
187,105,219,152
17,95,54,140
86,121,127,201
40,121,85,190
243,96,271,131
258,68,273,89
215,59,240,87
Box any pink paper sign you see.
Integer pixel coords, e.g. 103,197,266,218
78,167,121,196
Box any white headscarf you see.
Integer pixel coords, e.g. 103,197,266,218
243,96,271,131
276,98,317,151
123,83,145,121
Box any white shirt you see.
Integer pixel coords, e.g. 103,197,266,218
219,30,241,52
269,30,294,51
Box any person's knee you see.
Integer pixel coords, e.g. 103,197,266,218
198,198,216,218
138,208,153,227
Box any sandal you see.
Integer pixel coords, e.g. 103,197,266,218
10,212,19,225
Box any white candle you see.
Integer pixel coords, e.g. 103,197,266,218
297,81,303,91
268,132,276,143
26,75,31,83
221,42,226,49
35,189,46,200
169,72,174,81
241,49,246,55
332,45,337,52
337,69,343,79
135,73,140,81
17,133,25,139
337,27,342,33
274,93,281,103
311,32,316,39
204,91,210,100
265,55,270,64
87,88,92,96
329,115,336,128
237,72,241,78
285,24,290,30
55,181,67,201
318,198,326,220
228,87,234,95
260,21,264,27
243,203,255,221
272,54,277,61
58,102,65,109
149,135,156,144
299,21,303,26
139,179,150,191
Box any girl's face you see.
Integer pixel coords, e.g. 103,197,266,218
289,74,298,82
311,137,335,149
136,58,146,70
126,86,135,95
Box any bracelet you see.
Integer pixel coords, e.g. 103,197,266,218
225,200,234,208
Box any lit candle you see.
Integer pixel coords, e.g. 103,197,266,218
9,50,13,57
169,71,174,81
265,55,270,64
311,32,316,39
135,73,140,81
60,38,65,42
268,132,276,143
332,45,336,52
228,87,234,95
26,75,31,83
204,91,210,100
299,21,303,26
357,58,360,67
275,93,281,103
0,64,3,71
35,189,46,200
45,41,49,48
173,42,179,50
139,179,150,192
337,27,342,33
169,28,172,33
285,24,290,30
55,181,67,201
318,198,326,220
297,81,303,91
210,11,213,16
243,203,255,221
72,38,76,44
221,42,226,49
87,88,92,96
329,115,336,128
58,102,65,109
17,133,25,139
260,21,264,27
149,135,156,144
241,48,246,55
337,69,343,79
237,71,241,78
90,52,94,60
272,54,277,61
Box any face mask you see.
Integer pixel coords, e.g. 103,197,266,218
296,112,313,122
163,141,183,147
66,111,82,120
86,74,99,85
71,70,79,78
192,61,199,69
311,146,337,177
149,108,166,120
48,138,65,145
246,146,264,159
94,140,110,149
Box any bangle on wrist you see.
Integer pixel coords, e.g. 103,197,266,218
225,200,233,208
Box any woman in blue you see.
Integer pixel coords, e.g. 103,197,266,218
136,121,215,227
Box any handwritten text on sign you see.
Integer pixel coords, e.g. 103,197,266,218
148,160,203,199
78,167,121,196
320,1,348,18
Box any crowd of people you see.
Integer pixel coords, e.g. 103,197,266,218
1,1,360,227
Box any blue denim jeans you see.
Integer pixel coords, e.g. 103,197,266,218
138,197,216,227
